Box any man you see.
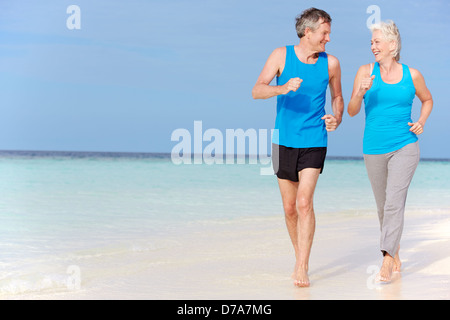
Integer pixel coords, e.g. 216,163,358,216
252,8,344,287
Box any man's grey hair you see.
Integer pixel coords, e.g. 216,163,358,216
295,8,332,39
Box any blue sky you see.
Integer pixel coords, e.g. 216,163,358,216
0,0,449,158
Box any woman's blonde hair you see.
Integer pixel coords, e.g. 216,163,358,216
370,20,401,61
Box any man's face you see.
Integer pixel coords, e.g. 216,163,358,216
307,20,331,52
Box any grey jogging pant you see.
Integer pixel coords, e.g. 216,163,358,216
363,142,420,258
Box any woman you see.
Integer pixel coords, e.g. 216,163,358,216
348,20,433,283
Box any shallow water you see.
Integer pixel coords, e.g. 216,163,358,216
0,152,448,296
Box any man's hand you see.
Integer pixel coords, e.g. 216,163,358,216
281,77,303,94
321,114,340,132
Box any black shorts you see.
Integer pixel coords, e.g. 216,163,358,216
272,144,327,182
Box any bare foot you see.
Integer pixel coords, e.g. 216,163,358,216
291,261,298,280
376,254,394,283
393,246,401,273
293,266,310,287
393,253,401,273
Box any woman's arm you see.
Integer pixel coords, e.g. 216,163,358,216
348,64,374,117
408,68,433,135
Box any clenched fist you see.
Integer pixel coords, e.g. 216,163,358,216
359,75,375,94
321,114,339,132
282,77,303,94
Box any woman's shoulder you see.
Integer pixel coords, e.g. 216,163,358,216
355,63,374,76
407,66,422,79
403,65,426,83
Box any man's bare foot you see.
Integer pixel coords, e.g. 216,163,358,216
376,254,394,283
293,266,310,287
291,260,299,279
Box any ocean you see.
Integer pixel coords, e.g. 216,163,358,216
0,151,449,297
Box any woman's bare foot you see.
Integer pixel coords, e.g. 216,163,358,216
376,254,394,283
393,246,401,273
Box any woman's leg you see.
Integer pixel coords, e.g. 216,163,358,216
381,142,420,258
364,142,419,282
364,153,388,230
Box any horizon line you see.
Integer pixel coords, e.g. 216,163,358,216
0,149,449,162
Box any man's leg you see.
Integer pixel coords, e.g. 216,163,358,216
277,178,300,269
294,168,321,287
278,168,320,287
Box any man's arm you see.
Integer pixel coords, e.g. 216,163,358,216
322,54,344,131
252,47,302,99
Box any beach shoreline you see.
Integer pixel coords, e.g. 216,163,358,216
4,209,449,300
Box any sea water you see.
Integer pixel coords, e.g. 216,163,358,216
0,151,449,297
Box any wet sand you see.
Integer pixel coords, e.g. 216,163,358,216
7,210,450,300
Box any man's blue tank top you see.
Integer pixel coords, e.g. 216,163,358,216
272,45,329,148
363,62,417,154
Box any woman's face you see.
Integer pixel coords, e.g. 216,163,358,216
371,30,394,62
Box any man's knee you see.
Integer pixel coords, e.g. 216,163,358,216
283,201,297,218
296,197,313,216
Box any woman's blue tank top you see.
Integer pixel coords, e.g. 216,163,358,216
363,62,417,154
272,45,329,148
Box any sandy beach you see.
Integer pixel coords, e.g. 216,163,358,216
7,209,449,300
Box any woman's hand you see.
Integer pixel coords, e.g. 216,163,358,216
359,75,375,95
408,121,424,135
